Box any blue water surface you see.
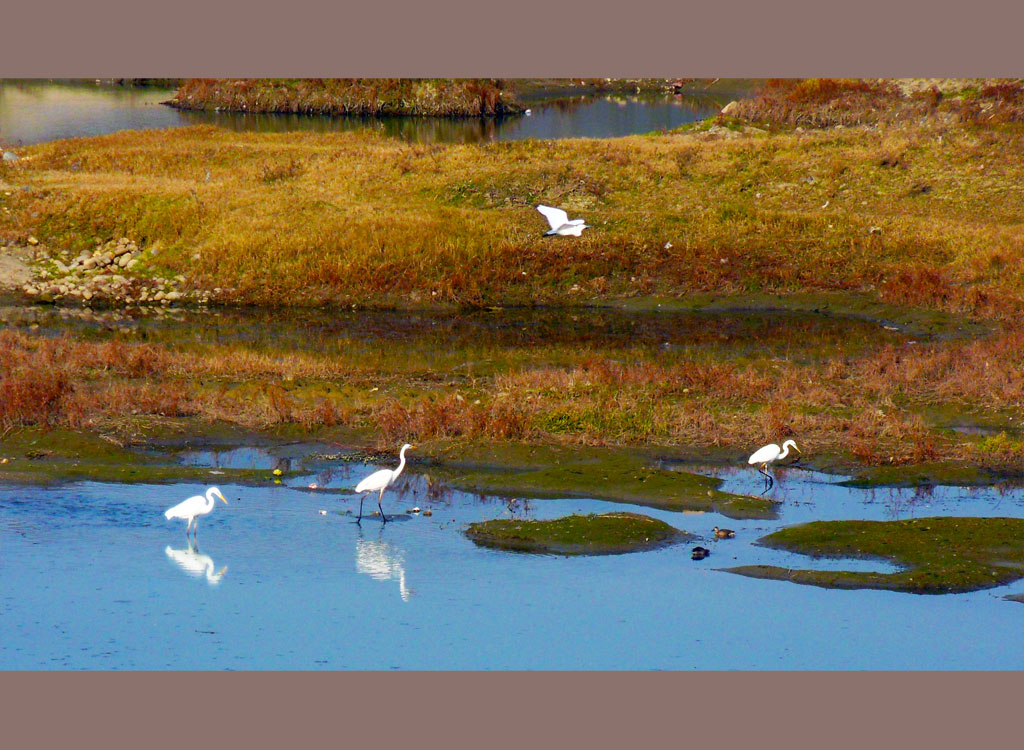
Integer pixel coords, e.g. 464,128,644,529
3,463,1024,670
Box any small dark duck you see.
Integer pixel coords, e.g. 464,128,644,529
691,546,711,560
713,526,735,539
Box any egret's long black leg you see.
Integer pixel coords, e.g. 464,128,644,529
378,488,387,524
357,495,364,523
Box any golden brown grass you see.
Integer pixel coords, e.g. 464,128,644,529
2,112,1024,317
728,78,1024,128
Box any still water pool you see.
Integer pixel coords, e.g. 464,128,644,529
3,461,1024,670
0,80,746,147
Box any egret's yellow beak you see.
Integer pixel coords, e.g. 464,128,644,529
217,491,228,505
794,444,802,454
411,444,419,450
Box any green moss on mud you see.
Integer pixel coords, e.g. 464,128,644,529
465,512,690,555
423,441,776,519
839,462,1002,488
727,516,1024,594
0,426,294,485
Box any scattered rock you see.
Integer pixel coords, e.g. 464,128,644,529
703,125,741,140
721,100,739,116
7,235,212,308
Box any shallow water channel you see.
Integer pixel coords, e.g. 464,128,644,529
4,450,1024,670
0,79,747,147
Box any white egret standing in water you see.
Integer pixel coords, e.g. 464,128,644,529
164,486,228,537
748,440,801,493
536,205,590,237
354,444,416,524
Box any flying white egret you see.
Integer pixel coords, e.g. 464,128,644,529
165,540,227,584
536,205,590,237
354,444,416,524
747,440,801,493
164,486,228,537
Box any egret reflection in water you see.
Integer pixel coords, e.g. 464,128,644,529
165,540,228,585
356,532,413,602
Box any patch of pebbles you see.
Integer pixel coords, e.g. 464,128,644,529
11,236,219,307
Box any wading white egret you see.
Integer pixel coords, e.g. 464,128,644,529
747,440,801,493
536,205,590,237
164,486,228,537
354,444,416,524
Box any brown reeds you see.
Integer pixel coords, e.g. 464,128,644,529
169,79,521,117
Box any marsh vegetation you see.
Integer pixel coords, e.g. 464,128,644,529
4,79,1024,612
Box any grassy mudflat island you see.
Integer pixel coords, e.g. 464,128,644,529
167,78,521,116
465,512,691,555
728,517,1024,594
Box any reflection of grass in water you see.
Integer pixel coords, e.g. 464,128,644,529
728,516,1024,594
6,303,921,373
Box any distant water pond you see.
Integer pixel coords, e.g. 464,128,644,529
0,79,750,147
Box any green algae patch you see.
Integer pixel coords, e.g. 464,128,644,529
0,426,292,486
727,516,1024,594
423,442,776,520
839,462,1002,489
465,512,691,556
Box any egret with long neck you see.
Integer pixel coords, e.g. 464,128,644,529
747,440,801,494
354,444,416,524
164,486,228,538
